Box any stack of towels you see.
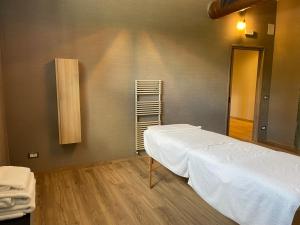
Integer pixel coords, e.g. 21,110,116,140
0,166,36,221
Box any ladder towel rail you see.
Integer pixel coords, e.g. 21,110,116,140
135,80,162,153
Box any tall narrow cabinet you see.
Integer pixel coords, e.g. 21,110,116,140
55,58,81,144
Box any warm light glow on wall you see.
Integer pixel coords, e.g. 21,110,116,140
236,19,246,31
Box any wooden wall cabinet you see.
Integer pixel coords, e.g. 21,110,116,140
55,58,81,144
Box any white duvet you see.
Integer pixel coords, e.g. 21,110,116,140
144,124,300,225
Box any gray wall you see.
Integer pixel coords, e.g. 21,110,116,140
0,47,9,165
268,0,300,149
237,2,277,141
0,0,277,171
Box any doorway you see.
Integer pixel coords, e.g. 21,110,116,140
227,46,264,142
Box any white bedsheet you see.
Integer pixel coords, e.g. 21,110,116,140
144,124,237,177
188,141,300,225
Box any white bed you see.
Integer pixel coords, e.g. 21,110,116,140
144,124,300,225
144,124,237,177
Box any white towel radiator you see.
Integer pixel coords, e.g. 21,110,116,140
135,80,162,154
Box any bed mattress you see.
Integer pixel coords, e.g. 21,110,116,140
144,124,300,225
144,124,237,177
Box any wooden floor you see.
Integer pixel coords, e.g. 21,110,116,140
229,117,253,142
33,157,236,225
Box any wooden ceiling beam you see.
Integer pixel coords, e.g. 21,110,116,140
208,0,268,19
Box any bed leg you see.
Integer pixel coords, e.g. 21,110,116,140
149,157,153,189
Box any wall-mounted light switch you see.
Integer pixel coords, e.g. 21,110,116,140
261,126,267,131
267,24,275,35
28,152,39,159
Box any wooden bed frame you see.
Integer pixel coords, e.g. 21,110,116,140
149,157,166,189
149,157,153,188
149,157,157,189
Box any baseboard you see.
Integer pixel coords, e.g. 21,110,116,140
35,155,144,174
259,140,299,155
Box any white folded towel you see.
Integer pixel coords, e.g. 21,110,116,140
0,211,25,221
0,198,14,209
0,166,31,190
0,172,34,209
0,175,36,221
0,187,10,192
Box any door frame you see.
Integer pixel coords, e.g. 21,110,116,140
226,45,265,142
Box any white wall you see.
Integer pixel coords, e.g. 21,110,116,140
230,49,259,121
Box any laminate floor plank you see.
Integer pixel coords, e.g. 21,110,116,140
229,117,253,142
33,157,237,225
